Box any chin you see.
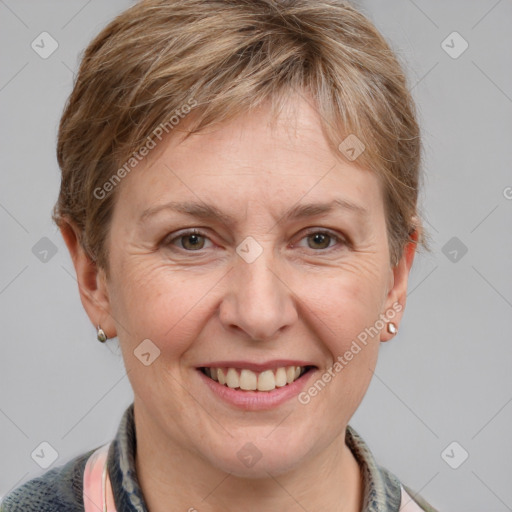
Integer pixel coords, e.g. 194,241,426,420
215,452,305,479
200,435,311,479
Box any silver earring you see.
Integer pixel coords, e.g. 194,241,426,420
387,322,398,335
97,325,107,342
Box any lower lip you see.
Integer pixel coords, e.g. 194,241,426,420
197,369,316,411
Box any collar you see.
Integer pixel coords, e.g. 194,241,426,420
107,403,403,512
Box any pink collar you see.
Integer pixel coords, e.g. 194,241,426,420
83,442,117,512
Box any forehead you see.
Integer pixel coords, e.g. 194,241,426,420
113,95,384,222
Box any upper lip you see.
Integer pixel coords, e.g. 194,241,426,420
197,360,317,372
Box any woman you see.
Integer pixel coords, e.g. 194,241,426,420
1,0,438,510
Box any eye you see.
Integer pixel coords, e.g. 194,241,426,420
166,229,213,251
295,229,347,251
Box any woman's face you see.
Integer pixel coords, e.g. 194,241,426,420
82,94,414,477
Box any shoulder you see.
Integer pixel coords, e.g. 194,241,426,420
378,465,440,512
400,483,440,512
345,425,440,511
0,448,95,512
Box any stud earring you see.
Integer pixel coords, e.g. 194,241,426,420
97,325,107,342
387,322,398,335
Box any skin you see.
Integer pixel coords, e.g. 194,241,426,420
62,93,417,512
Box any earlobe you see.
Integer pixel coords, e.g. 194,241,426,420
60,219,116,339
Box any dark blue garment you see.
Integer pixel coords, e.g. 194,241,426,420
1,403,438,511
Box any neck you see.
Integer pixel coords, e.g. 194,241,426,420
133,409,363,512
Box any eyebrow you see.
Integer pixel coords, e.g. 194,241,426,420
138,198,369,226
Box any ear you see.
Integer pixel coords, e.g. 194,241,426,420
380,222,419,342
60,219,117,340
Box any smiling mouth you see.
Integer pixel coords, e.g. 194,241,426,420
199,365,316,392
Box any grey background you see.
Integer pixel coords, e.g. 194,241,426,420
0,1,511,510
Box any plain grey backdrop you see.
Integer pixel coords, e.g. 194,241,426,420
1,1,511,510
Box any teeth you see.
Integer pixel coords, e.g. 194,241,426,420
240,369,257,391
226,368,239,389
203,365,308,392
258,370,276,391
275,367,287,387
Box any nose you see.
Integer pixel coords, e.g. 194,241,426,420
218,244,298,342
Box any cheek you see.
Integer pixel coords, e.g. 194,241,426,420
294,259,388,346
297,271,384,416
109,260,218,353
290,259,387,410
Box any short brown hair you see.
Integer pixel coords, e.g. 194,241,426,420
53,0,428,277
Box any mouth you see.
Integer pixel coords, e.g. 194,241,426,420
198,365,316,392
